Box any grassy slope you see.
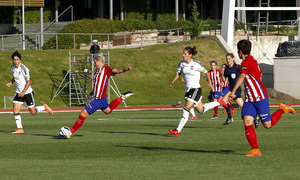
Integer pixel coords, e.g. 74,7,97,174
0,38,227,108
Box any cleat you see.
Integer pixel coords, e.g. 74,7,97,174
211,115,218,119
44,104,53,115
190,116,197,119
121,91,134,99
169,128,180,137
12,128,24,134
222,109,226,115
245,148,261,156
223,118,233,125
217,97,228,107
231,109,236,115
279,103,295,114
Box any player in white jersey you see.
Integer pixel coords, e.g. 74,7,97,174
168,46,227,136
6,51,53,134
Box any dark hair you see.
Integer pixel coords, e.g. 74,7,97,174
210,59,217,65
222,63,227,67
237,39,251,55
12,51,21,60
184,46,198,56
226,53,234,58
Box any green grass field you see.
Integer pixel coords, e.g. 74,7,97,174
1,108,299,179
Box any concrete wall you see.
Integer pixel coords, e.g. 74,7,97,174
233,35,299,89
274,57,300,100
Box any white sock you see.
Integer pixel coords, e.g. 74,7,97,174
177,107,190,133
201,102,219,114
14,113,22,129
190,108,196,117
35,105,45,114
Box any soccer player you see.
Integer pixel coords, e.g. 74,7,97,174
61,53,133,138
168,46,227,137
6,51,53,134
208,60,223,119
221,54,244,125
221,63,235,116
229,40,296,156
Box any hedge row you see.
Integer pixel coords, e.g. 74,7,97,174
42,18,192,49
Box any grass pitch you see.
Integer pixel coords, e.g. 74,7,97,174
0,108,299,179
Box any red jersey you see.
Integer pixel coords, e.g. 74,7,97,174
240,55,268,102
208,69,223,92
93,65,115,99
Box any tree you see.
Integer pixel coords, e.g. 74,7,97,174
187,0,206,39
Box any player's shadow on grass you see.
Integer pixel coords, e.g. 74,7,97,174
98,130,170,137
117,145,234,155
0,130,14,133
26,133,83,139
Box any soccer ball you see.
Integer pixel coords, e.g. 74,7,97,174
59,126,70,139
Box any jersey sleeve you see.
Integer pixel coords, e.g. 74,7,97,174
194,60,207,73
21,64,30,81
106,66,115,76
176,62,183,74
240,61,248,75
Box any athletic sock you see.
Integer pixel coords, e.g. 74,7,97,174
229,101,234,110
270,109,284,127
226,105,232,119
190,108,196,117
214,106,218,115
109,97,123,113
70,115,86,134
35,105,45,114
14,113,22,129
245,125,258,149
177,107,190,133
201,102,219,113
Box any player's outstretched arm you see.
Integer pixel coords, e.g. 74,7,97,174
112,66,132,74
229,73,245,100
170,74,180,88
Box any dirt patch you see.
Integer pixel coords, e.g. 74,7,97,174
267,88,300,102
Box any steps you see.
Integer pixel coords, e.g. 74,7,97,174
0,21,73,50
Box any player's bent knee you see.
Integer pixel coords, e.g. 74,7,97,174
262,121,272,129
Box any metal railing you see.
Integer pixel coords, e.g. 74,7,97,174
0,28,187,51
44,5,74,31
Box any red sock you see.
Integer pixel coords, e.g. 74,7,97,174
229,101,234,110
270,109,284,127
214,106,218,115
70,115,86,134
109,97,123,113
245,125,258,149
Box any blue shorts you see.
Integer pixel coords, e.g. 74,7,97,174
85,98,109,115
212,91,222,99
241,98,271,122
221,86,230,97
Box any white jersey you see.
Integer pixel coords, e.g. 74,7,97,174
11,63,33,94
176,59,208,92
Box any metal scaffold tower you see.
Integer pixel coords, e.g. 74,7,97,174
51,52,127,107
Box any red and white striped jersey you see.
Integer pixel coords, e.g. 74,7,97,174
93,65,115,99
223,77,229,87
208,69,223,92
240,55,268,102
